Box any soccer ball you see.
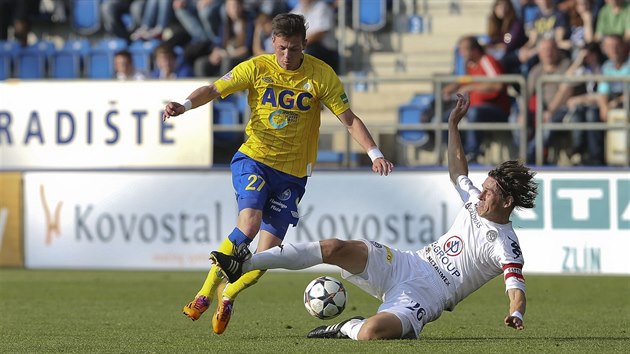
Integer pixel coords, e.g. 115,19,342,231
303,276,347,320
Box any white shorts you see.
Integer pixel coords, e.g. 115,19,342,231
340,239,446,339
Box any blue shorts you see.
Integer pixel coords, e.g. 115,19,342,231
230,152,307,239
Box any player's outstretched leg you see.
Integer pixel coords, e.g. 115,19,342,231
209,247,252,334
306,316,366,339
182,239,250,321
212,269,266,334
209,251,246,283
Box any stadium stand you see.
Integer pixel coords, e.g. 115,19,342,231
0,0,625,166
396,92,434,166
87,37,128,78
129,39,160,72
0,40,20,80
70,0,102,36
16,40,55,79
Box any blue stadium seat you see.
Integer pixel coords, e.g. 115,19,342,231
356,0,387,31
88,39,128,79
0,40,20,80
454,47,465,75
71,0,101,36
52,39,90,79
317,150,344,164
397,93,434,146
87,49,114,79
52,49,82,79
129,39,160,72
63,38,91,56
16,40,56,79
95,38,128,51
213,101,242,143
217,92,249,118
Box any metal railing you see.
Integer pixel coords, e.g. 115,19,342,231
432,74,528,164
213,74,629,168
535,75,630,166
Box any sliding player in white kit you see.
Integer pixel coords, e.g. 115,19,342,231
210,94,539,340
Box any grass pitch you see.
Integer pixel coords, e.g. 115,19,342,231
0,269,628,353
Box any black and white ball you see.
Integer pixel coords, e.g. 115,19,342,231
303,276,347,320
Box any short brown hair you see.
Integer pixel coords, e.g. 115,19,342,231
272,13,306,41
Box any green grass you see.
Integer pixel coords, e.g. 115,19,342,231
1,270,628,353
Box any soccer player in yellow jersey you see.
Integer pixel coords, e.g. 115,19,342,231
162,13,394,335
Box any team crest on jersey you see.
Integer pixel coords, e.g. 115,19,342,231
443,236,464,256
303,81,312,90
220,71,233,81
278,188,291,201
269,110,298,128
486,230,498,242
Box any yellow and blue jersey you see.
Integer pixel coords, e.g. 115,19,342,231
213,53,350,178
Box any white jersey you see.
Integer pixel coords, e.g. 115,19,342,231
418,175,526,311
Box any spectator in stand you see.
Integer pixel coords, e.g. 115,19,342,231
558,0,595,57
151,43,194,78
526,37,573,163
101,0,146,42
517,0,570,75
595,34,630,120
193,0,254,77
252,12,274,56
290,0,339,72
172,0,223,45
594,0,630,41
114,49,147,80
562,42,607,165
257,0,290,17
442,36,512,164
130,0,174,41
486,0,528,74
0,0,39,46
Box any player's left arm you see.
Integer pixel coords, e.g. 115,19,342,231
501,258,526,330
504,288,526,330
337,109,394,176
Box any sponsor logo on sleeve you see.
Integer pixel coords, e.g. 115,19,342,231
220,71,233,81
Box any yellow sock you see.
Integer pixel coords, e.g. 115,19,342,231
195,238,235,298
222,270,267,300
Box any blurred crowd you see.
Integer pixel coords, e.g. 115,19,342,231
0,0,342,78
1,0,628,166
448,0,629,165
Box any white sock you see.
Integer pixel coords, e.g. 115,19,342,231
242,242,322,273
340,318,365,340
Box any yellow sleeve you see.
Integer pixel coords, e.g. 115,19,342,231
319,69,350,116
213,58,255,97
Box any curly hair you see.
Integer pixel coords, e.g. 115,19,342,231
488,160,538,209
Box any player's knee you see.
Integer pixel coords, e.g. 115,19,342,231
319,238,346,259
356,321,396,340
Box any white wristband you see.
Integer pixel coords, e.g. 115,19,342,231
367,147,384,162
511,311,523,321
182,99,192,111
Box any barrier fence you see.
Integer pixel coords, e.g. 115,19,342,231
535,75,630,166
336,74,628,167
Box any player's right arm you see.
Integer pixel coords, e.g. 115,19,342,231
447,94,471,184
162,84,222,121
504,288,526,330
